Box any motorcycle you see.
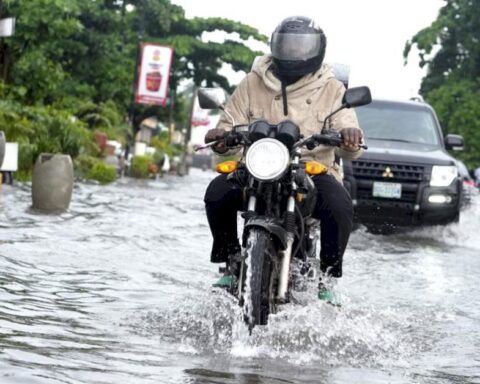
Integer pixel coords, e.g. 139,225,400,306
197,86,372,331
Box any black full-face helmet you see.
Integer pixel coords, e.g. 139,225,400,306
271,16,327,78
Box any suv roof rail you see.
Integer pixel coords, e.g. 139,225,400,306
410,95,425,102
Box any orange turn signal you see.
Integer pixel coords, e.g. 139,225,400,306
305,161,328,175
216,161,238,174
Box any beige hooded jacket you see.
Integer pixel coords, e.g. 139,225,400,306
216,55,363,182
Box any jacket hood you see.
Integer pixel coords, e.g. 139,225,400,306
252,55,336,93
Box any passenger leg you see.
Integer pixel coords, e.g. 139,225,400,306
312,174,353,278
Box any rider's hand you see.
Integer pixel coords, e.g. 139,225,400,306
204,128,228,154
340,128,363,150
205,128,225,143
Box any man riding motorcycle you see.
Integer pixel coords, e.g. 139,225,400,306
204,16,364,302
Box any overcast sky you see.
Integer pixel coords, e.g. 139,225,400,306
171,0,444,100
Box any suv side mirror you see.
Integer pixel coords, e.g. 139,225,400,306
197,88,226,110
445,134,464,151
343,86,372,108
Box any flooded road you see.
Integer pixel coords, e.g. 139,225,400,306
0,169,479,384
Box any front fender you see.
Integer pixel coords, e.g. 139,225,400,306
244,217,288,250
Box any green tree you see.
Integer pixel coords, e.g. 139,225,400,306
404,0,480,167
0,0,267,123
0,0,268,177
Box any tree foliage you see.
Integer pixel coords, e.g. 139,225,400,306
0,0,266,116
405,0,480,167
0,0,267,175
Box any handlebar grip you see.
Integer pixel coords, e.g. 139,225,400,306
224,134,237,147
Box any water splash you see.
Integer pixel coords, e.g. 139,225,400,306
242,229,258,328
136,281,426,369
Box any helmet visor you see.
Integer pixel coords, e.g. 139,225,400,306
271,33,321,61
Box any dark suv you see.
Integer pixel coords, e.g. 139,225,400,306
342,98,465,231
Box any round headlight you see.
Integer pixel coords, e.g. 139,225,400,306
245,138,290,180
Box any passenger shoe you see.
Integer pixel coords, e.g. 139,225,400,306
212,274,233,288
317,288,336,303
212,262,236,289
317,279,340,306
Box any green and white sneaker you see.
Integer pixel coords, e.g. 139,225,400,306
212,274,233,288
212,262,237,289
317,288,336,302
318,277,340,306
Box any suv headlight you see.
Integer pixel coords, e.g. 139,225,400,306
430,165,458,187
245,138,289,180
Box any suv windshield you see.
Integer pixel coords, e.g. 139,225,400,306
355,102,440,146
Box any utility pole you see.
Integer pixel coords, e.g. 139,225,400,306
167,87,176,143
126,0,146,161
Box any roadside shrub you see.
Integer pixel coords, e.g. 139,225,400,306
151,133,182,157
14,170,32,182
130,155,153,178
74,154,98,177
86,161,117,184
0,100,94,173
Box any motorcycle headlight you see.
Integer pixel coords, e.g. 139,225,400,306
430,165,458,187
245,138,289,181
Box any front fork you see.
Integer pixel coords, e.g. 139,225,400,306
243,151,300,303
276,151,301,302
276,195,295,303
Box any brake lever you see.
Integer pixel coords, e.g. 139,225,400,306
194,131,246,152
194,140,220,152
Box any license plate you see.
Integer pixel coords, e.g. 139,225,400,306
372,182,402,199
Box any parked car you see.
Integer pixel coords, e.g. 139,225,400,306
342,98,465,232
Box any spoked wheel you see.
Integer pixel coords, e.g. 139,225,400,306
241,228,278,331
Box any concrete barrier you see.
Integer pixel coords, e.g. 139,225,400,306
32,153,74,212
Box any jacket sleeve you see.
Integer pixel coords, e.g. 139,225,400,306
216,75,251,131
329,80,364,161
210,75,251,156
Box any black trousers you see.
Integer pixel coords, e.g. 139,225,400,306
204,173,353,277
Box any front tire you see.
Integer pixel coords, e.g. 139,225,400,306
242,228,278,330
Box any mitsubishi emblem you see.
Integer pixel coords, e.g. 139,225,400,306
382,166,394,178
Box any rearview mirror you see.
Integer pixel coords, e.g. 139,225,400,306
445,134,464,151
342,86,372,108
197,88,226,110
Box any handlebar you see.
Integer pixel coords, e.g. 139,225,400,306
195,129,367,152
195,130,247,152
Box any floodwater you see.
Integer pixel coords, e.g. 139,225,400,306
0,169,479,384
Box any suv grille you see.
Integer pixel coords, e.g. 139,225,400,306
351,160,426,204
352,161,425,183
